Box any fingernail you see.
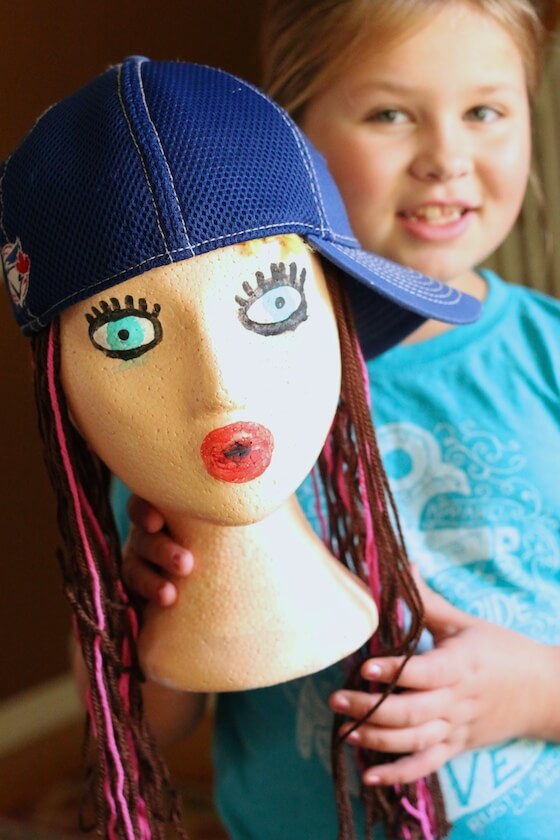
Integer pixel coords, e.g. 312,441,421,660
172,551,192,574
158,582,176,606
365,774,380,786
363,663,382,679
344,729,359,744
331,692,350,711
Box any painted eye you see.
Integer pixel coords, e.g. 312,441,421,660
245,285,303,325
236,262,308,336
86,297,163,360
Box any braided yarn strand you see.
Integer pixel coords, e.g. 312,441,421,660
31,323,187,840
320,273,450,840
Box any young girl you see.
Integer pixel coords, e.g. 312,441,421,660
118,1,560,837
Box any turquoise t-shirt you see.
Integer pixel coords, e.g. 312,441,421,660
213,272,560,839
112,272,560,838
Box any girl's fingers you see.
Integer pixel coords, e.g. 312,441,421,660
330,686,454,729
340,718,450,755
126,526,194,576
363,742,453,786
122,547,178,605
361,647,463,690
127,494,166,533
412,573,469,634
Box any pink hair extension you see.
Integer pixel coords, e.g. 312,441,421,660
398,780,435,840
32,322,186,838
353,334,381,609
78,485,151,836
352,336,436,840
320,271,449,839
71,611,120,837
46,325,139,840
355,336,372,412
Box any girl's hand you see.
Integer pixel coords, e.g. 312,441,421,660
329,573,560,786
122,494,194,606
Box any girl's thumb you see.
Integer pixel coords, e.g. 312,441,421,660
410,563,469,638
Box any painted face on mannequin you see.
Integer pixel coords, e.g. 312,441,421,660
60,235,341,524
301,3,531,285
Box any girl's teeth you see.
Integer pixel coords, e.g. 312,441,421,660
409,205,463,224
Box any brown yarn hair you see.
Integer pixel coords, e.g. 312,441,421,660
30,321,186,839
320,268,450,839
29,264,446,839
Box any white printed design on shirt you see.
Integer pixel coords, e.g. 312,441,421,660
377,420,560,823
285,665,362,797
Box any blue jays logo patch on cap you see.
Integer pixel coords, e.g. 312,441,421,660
1,238,30,308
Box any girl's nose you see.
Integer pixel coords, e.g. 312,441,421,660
410,121,473,182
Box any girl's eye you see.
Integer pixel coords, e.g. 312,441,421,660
86,297,163,360
245,285,303,326
466,105,501,123
367,108,409,124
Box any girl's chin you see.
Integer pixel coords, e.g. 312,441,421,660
355,234,472,283
381,245,481,286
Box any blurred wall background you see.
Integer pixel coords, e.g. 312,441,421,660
486,25,560,294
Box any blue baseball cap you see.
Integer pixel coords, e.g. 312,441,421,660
0,56,480,345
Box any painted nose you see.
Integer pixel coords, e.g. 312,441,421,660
186,300,270,417
189,335,252,415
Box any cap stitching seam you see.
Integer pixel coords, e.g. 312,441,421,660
117,63,171,258
291,127,329,236
175,68,359,246
331,244,463,303
21,221,322,330
250,83,329,236
135,61,194,255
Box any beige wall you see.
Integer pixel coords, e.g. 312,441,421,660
485,32,560,295
0,0,261,701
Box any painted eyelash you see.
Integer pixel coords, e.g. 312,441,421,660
85,294,163,361
85,295,161,325
235,262,305,308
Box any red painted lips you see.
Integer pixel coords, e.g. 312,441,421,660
200,422,274,483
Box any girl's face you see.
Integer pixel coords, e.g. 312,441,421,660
60,236,341,525
300,3,531,285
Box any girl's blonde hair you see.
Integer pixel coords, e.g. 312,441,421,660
260,0,545,119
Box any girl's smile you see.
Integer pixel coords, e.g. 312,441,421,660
301,4,531,293
398,202,476,242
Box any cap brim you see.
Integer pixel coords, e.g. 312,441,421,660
309,237,481,325
345,279,426,359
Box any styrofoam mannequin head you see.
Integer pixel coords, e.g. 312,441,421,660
61,234,341,525
0,58,450,836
